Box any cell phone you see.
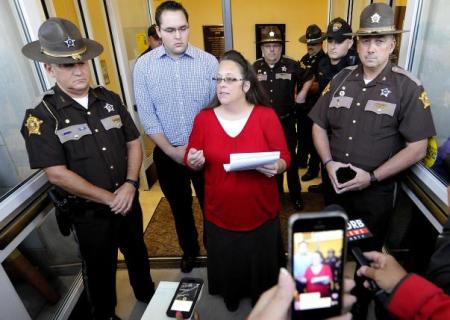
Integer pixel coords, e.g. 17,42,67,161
166,277,204,319
288,211,348,320
336,167,356,184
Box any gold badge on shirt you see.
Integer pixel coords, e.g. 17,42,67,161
419,91,431,109
25,114,43,136
322,83,331,96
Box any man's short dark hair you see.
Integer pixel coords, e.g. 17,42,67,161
155,1,189,27
147,24,160,39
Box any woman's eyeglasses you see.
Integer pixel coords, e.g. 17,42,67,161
212,77,244,84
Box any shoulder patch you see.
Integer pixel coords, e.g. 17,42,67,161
392,66,422,86
24,112,43,136
321,82,331,96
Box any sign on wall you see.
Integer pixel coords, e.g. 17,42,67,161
203,25,224,60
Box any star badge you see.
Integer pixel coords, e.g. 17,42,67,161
64,37,76,48
333,22,342,32
380,88,391,97
25,114,43,136
104,103,115,113
419,91,431,109
281,66,287,72
371,13,381,24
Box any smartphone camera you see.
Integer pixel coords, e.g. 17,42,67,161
289,212,348,320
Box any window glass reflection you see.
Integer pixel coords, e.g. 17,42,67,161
0,1,43,199
411,0,450,184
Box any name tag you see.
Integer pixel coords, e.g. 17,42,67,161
329,96,353,109
56,123,92,143
257,74,267,81
364,100,396,116
101,115,123,130
275,73,292,80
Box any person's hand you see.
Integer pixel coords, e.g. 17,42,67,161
309,81,319,94
337,164,371,193
325,160,348,192
357,251,408,294
256,159,285,178
295,92,307,104
176,310,200,320
248,268,356,320
168,145,187,165
247,268,296,320
187,148,205,170
110,182,136,215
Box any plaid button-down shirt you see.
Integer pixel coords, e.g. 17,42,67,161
134,44,218,146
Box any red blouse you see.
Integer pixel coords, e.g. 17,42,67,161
186,106,290,231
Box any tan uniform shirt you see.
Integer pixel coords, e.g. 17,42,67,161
309,62,435,172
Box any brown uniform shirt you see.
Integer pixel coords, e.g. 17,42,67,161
21,85,140,191
309,62,436,172
253,56,303,117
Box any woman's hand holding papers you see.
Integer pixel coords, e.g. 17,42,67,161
256,159,286,177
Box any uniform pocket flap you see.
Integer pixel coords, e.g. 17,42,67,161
56,124,92,143
364,100,396,116
329,96,353,109
101,115,123,130
275,73,292,80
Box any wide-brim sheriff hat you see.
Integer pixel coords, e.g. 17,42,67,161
257,26,288,44
344,3,407,36
299,24,325,44
326,18,353,42
22,17,103,64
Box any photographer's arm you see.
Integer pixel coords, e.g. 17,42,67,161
358,251,450,320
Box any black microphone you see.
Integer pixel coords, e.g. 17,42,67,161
324,205,389,307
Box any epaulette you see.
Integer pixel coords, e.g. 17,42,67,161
32,89,55,107
392,66,422,86
255,58,264,62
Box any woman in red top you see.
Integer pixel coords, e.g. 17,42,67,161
186,50,290,311
302,251,334,297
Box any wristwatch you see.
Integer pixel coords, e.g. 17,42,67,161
125,179,139,189
369,172,378,184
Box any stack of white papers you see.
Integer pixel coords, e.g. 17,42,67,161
223,151,280,172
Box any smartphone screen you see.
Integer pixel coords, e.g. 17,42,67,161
170,282,201,312
289,212,347,319
167,278,203,318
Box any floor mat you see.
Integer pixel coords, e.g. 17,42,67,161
144,193,325,258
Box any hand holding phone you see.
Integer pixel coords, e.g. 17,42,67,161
289,211,348,319
166,278,203,319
